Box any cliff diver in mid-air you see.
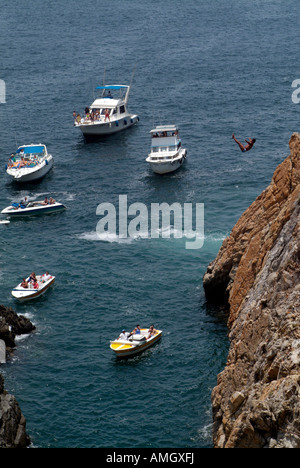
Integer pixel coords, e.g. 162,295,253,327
232,134,256,153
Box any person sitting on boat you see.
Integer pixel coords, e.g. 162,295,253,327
118,329,130,340
16,197,28,209
21,278,28,289
28,272,37,284
146,324,157,339
131,324,141,335
19,156,27,168
33,279,39,290
8,154,16,167
41,272,51,282
40,197,49,205
49,197,56,204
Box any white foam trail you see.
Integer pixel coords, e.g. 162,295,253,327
77,231,134,244
77,228,227,244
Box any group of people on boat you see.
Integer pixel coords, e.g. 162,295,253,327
40,197,56,206
20,271,52,290
73,107,111,125
7,153,39,169
152,130,179,138
117,324,157,341
12,196,56,210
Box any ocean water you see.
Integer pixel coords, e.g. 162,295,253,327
0,0,299,448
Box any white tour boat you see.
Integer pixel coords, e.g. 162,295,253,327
146,125,187,174
2,199,66,217
110,327,162,358
11,273,55,301
74,85,139,137
6,144,53,183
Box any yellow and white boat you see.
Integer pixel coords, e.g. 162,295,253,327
110,327,162,358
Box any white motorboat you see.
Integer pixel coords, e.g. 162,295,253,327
2,199,66,217
6,144,53,183
146,125,187,174
110,327,162,358
74,85,139,137
11,273,55,301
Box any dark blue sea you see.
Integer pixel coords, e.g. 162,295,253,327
0,0,299,448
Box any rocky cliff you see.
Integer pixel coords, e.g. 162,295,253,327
0,373,30,448
0,305,35,448
203,133,300,448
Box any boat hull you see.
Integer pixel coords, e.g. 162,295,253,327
11,276,55,301
76,115,139,137
7,156,54,183
2,202,66,217
110,330,162,358
147,149,187,174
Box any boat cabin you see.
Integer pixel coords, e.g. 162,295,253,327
89,85,130,119
150,125,181,156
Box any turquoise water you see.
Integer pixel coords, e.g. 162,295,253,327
0,0,299,448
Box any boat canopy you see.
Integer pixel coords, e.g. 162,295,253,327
95,85,128,90
16,145,45,154
150,125,178,134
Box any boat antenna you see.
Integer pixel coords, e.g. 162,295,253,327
125,63,137,104
101,68,106,98
129,63,137,88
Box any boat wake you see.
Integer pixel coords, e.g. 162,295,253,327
77,228,228,246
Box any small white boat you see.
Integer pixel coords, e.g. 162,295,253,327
11,274,55,301
110,327,162,358
74,85,139,137
2,200,66,217
146,125,187,174
6,144,53,183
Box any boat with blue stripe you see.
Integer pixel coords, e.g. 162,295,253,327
6,144,54,183
1,199,66,217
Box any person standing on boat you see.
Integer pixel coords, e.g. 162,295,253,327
232,134,256,153
104,108,110,121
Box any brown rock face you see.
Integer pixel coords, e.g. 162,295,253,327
0,374,30,448
203,133,300,448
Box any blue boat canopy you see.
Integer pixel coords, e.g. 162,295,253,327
95,85,128,90
16,146,44,154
